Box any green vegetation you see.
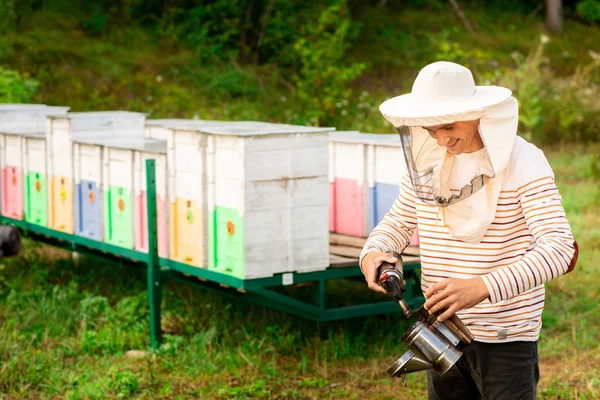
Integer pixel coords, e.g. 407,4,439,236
1,0,599,398
1,145,598,399
0,1,598,141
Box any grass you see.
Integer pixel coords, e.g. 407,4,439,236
0,144,598,399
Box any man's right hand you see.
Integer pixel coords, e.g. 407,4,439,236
361,252,399,295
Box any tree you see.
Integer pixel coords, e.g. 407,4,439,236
546,0,563,33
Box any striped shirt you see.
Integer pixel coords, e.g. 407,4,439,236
360,137,578,343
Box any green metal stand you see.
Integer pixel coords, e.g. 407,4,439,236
145,160,162,349
0,159,424,350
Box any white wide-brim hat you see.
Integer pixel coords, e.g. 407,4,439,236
380,61,512,126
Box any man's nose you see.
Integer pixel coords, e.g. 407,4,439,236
436,132,451,146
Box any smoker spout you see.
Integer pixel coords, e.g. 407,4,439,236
388,350,433,377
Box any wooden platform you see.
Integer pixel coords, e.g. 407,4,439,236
328,233,420,268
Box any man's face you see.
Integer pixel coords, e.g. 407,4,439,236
422,120,483,155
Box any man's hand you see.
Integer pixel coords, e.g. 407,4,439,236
424,278,490,322
361,252,399,295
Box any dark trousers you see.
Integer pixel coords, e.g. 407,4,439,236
427,340,540,400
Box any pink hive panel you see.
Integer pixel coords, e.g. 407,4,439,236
2,167,23,219
134,192,168,258
331,177,365,237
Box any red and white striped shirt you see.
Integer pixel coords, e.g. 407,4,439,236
360,137,578,343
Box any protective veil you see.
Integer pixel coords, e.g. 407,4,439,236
379,62,518,243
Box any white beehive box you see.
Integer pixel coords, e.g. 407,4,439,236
200,122,335,280
328,132,406,236
0,105,70,219
327,131,366,236
328,131,417,244
0,105,69,223
46,111,147,233
363,133,407,233
144,119,237,267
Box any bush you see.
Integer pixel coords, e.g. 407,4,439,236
0,0,17,34
491,35,600,144
292,0,366,126
0,66,39,102
577,0,600,23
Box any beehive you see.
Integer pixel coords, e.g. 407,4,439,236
327,131,365,236
145,119,234,267
0,105,69,223
200,122,334,279
328,132,408,236
47,111,146,234
76,137,161,249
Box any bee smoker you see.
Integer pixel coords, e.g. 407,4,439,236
378,251,474,382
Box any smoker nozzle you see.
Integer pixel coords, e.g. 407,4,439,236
378,251,414,319
397,299,413,319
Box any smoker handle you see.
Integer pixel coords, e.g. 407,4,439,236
447,314,474,344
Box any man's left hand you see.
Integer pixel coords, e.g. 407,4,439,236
424,278,490,322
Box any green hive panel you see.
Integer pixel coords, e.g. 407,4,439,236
24,172,48,226
210,206,245,278
105,185,133,248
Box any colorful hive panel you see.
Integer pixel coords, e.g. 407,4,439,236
331,177,365,237
104,185,133,248
1,135,24,219
170,198,203,266
24,171,48,226
1,167,23,219
210,205,244,278
76,180,103,240
50,176,73,233
368,182,400,232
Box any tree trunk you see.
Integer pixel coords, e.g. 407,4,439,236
545,0,563,33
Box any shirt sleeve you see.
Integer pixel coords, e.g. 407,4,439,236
480,151,578,304
359,174,418,271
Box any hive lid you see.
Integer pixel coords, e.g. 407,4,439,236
0,104,69,112
0,105,70,135
146,119,238,130
196,121,335,136
329,131,401,146
74,135,167,153
63,111,147,139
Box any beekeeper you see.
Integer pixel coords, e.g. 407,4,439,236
360,61,578,399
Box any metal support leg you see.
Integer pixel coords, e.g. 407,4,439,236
145,160,162,349
315,279,326,310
